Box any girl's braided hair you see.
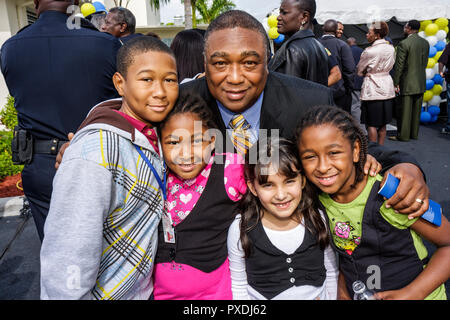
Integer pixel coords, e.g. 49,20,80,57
295,105,368,190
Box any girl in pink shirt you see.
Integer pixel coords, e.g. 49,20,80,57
153,92,246,300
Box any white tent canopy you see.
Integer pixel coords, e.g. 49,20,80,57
315,0,450,24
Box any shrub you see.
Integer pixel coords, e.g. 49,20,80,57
0,95,18,129
0,96,23,180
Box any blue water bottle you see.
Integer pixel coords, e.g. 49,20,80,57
378,173,442,226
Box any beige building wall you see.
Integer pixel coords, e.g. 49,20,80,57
0,0,32,111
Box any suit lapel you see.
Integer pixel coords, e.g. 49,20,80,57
259,73,283,135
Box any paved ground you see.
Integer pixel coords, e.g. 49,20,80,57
0,120,449,300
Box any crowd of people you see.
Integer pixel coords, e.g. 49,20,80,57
1,0,449,301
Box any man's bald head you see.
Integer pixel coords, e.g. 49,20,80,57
33,0,79,16
347,37,357,46
323,19,338,34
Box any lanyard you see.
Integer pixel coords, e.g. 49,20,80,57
134,145,166,200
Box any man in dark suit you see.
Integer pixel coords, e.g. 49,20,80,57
347,37,366,134
319,19,355,113
180,10,430,217
0,0,121,240
391,20,430,141
101,7,143,44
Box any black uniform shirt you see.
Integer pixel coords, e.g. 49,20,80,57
0,10,121,140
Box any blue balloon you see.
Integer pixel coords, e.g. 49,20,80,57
432,74,444,85
273,34,285,44
435,41,446,51
428,105,441,116
420,111,432,123
426,79,435,90
430,115,438,122
93,1,107,13
429,46,437,58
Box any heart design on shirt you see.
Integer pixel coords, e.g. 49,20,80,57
165,200,177,211
228,187,237,197
201,167,211,178
180,193,193,204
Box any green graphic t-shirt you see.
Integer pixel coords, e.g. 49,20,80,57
319,175,447,300
319,175,418,255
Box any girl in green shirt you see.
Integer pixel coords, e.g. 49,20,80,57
295,105,450,300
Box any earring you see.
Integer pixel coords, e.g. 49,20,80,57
299,21,306,31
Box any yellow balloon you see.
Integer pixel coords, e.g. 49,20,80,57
81,3,96,17
420,20,432,31
427,58,436,69
425,23,439,36
268,15,278,28
435,51,443,61
445,26,449,34
435,17,449,29
432,84,443,95
268,27,279,40
423,90,433,102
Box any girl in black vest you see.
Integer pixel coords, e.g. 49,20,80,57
153,92,247,299
227,137,338,300
296,105,450,300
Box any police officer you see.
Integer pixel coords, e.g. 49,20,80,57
0,0,121,241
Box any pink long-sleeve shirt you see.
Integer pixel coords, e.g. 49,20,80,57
357,39,396,101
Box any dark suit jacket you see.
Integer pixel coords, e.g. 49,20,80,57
350,45,364,90
180,71,421,172
393,33,429,95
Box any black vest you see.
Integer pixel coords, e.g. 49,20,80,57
324,180,427,295
155,154,238,273
246,218,326,299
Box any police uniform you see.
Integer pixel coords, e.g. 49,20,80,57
0,10,121,241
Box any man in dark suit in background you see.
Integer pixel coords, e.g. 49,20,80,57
391,20,429,142
319,19,355,113
347,37,366,134
101,7,142,44
0,0,121,241
180,10,431,217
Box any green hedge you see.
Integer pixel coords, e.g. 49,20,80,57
0,96,23,180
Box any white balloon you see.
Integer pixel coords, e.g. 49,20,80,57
434,63,439,74
426,35,438,47
426,68,436,79
419,31,426,38
429,95,441,106
436,29,447,41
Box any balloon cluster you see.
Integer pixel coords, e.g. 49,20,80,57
80,1,107,18
267,15,285,44
419,17,448,123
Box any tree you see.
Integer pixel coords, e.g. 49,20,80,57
149,0,193,29
194,0,235,25
112,0,132,7
148,0,235,29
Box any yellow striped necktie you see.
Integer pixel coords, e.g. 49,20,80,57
229,114,253,155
